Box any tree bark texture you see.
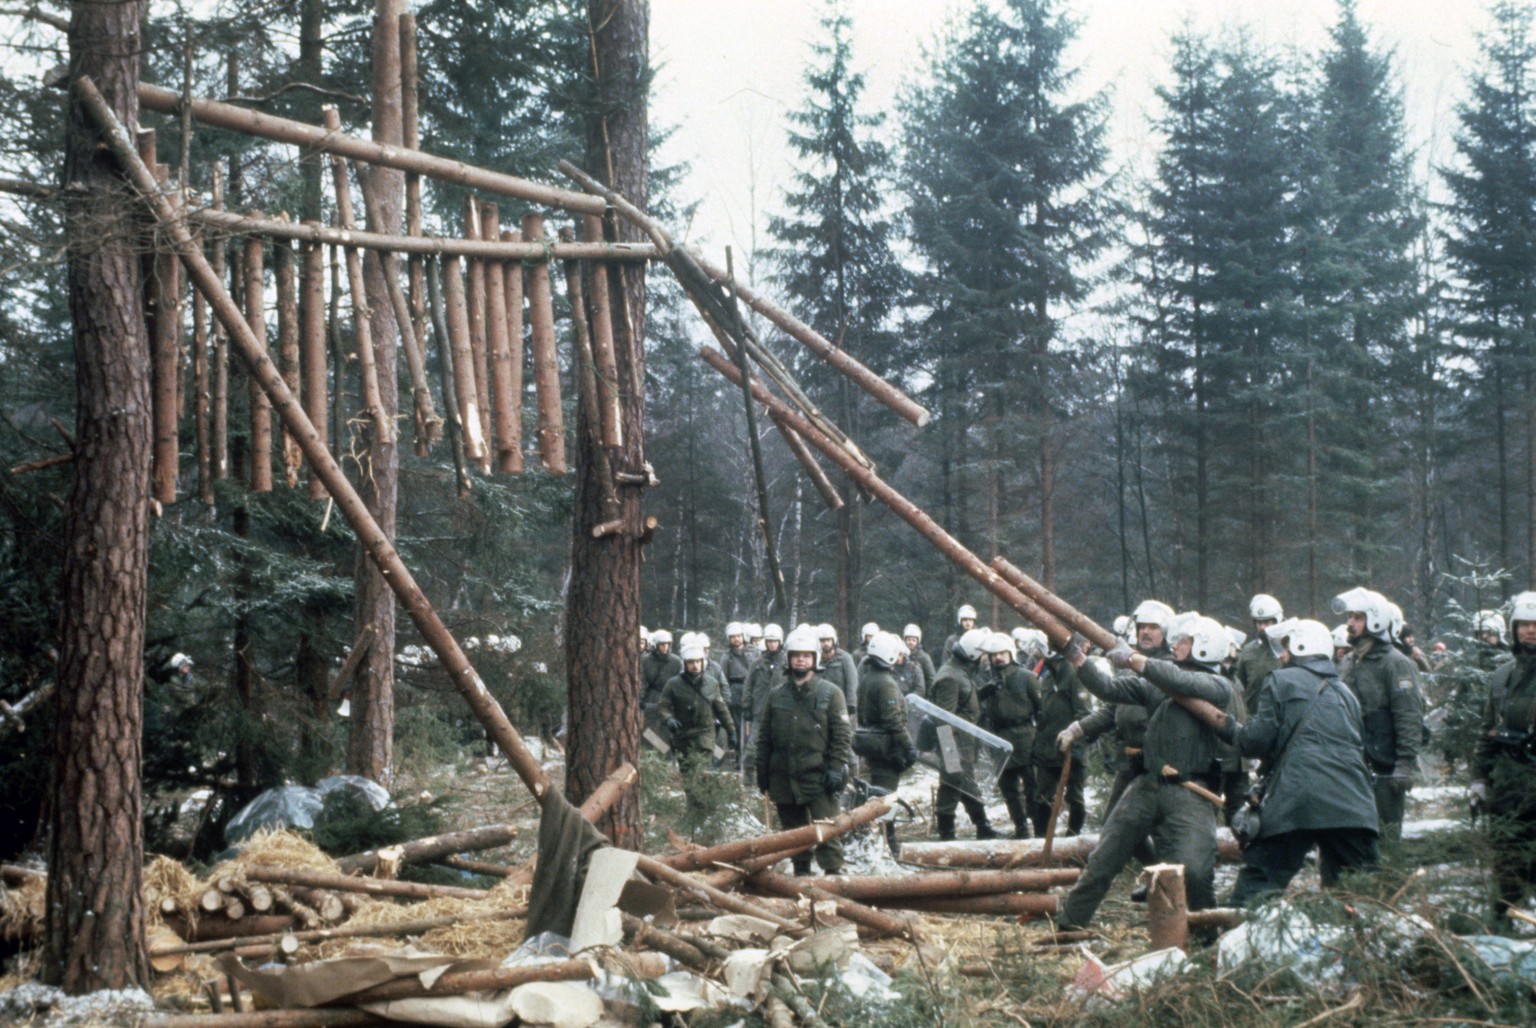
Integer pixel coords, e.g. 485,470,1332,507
566,0,649,848
46,0,151,992
347,0,403,782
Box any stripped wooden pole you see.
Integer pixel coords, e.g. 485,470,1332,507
140,82,605,215
243,232,273,492
749,870,920,940
273,235,302,488
768,410,843,511
241,866,489,901
426,258,473,494
140,133,181,506
659,798,890,872
192,259,212,504
865,893,1059,916
521,213,566,474
463,197,491,468
79,73,555,805
320,106,390,443
150,910,523,958
1041,751,1071,864
481,203,518,473
804,867,1079,900
399,13,426,353
299,232,328,499
441,256,485,463
328,959,594,1005
211,165,229,481
498,229,525,473
559,227,618,520
580,214,622,449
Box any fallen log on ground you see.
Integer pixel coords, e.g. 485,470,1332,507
900,831,1243,869
865,893,1059,917
748,870,920,940
152,909,527,958
326,958,593,1004
797,867,1080,901
144,1011,384,1028
162,914,296,944
1187,908,1246,930
657,798,890,872
241,866,489,901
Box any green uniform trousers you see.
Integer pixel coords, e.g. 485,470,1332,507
775,790,844,873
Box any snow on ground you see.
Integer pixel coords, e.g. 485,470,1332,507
0,983,155,1027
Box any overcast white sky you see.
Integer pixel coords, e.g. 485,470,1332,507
650,0,1493,266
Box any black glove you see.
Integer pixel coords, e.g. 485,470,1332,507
901,742,919,769
1214,713,1239,744
757,768,770,794
823,767,846,793
664,717,682,735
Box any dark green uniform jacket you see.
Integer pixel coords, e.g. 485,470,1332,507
1234,656,1378,838
722,645,759,707
1338,638,1424,772
890,657,925,698
1032,656,1093,765
980,663,1042,770
1233,637,1282,712
641,648,683,708
747,649,785,722
817,648,861,719
856,665,914,762
657,670,735,757
911,648,937,695
929,655,981,723
756,673,852,805
1077,657,1232,780
1474,647,1536,781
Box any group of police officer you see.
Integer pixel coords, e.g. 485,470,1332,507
636,589,1536,924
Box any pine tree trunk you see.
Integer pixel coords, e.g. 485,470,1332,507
566,0,647,847
46,0,151,991
347,0,403,782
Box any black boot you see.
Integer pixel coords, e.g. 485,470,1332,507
1030,803,1050,837
884,822,901,859
937,814,956,841
1004,797,1030,840
964,798,999,839
1067,802,1086,837
793,857,814,877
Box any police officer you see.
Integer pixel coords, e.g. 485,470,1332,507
942,604,979,663
889,642,925,698
1054,615,1233,931
743,624,786,775
904,624,937,695
658,642,736,819
641,630,682,719
929,627,999,840
1220,618,1380,906
1233,595,1284,711
855,631,918,853
756,625,853,875
1471,591,1536,923
1030,644,1092,837
1333,587,1425,844
979,631,1042,839
852,622,879,666
721,622,758,763
815,624,860,725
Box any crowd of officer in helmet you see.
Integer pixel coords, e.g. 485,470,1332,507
635,589,1536,925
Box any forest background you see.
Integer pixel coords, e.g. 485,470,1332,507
0,0,1533,860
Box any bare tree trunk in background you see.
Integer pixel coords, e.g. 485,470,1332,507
46,0,151,992
566,0,647,848
347,0,403,781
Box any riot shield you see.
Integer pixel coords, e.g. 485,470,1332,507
906,694,1013,802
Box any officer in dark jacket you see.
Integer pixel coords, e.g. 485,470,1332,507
928,628,999,840
1333,587,1425,843
903,624,937,696
1471,591,1536,922
1055,615,1233,930
1220,619,1379,906
1234,595,1285,710
855,632,917,854
978,631,1042,839
941,605,978,665
1030,650,1092,837
641,631,683,719
658,642,736,818
721,622,758,762
742,624,785,777
890,647,925,698
756,625,853,874
815,623,861,725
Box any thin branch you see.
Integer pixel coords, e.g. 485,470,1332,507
227,81,367,108
0,5,68,32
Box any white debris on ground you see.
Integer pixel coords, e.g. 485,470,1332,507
0,982,155,1027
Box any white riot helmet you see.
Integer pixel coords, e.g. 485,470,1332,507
640,625,649,643
1331,587,1393,641
861,621,880,642
1010,627,1032,650
1112,615,1133,642
784,626,820,654
1248,594,1283,623
726,621,745,640
747,623,763,641
1016,628,1049,658
1263,617,1299,658
679,644,707,663
651,629,673,647
903,623,923,642
1475,610,1507,642
815,623,837,643
763,623,785,643
956,627,991,661
1332,624,1350,650
695,633,712,650
1166,611,1201,646
169,652,194,673
980,630,1014,656
866,631,905,669
678,631,701,650
1132,600,1176,631
1387,602,1406,643
1285,619,1334,659
1170,614,1228,669
1226,627,1247,650
957,604,978,623
1511,592,1536,629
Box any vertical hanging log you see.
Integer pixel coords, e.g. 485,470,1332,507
560,227,618,523
580,214,622,449
273,235,302,488
140,130,179,505
499,229,525,473
463,197,492,470
326,243,346,460
321,106,390,443
442,256,485,463
427,259,473,495
193,267,212,505
521,213,565,474
243,233,273,492
299,233,328,499
480,203,517,474
399,13,426,353
210,165,229,482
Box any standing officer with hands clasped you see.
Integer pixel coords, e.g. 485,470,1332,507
755,625,853,875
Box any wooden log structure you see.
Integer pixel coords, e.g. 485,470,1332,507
442,255,486,463
747,870,920,941
864,893,1059,917
899,831,1245,870
211,164,230,481
272,235,302,487
298,232,328,499
1144,863,1188,951
140,130,180,506
559,227,618,521
580,214,622,449
481,203,518,473
240,866,489,902
162,914,297,944
80,73,557,813
152,909,525,958
657,798,891,872
463,197,492,469
320,106,391,444
767,410,843,511
140,83,604,216
326,958,592,1005
193,280,212,504
521,213,566,474
498,229,525,473
243,232,273,491
801,867,1079,901
400,11,426,356
426,258,473,494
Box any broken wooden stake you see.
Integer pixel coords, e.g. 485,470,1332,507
481,203,517,474
273,235,303,488
498,230,526,473
522,213,566,474
243,232,273,491
1144,863,1188,951
463,197,492,469
298,233,328,499
441,255,486,464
